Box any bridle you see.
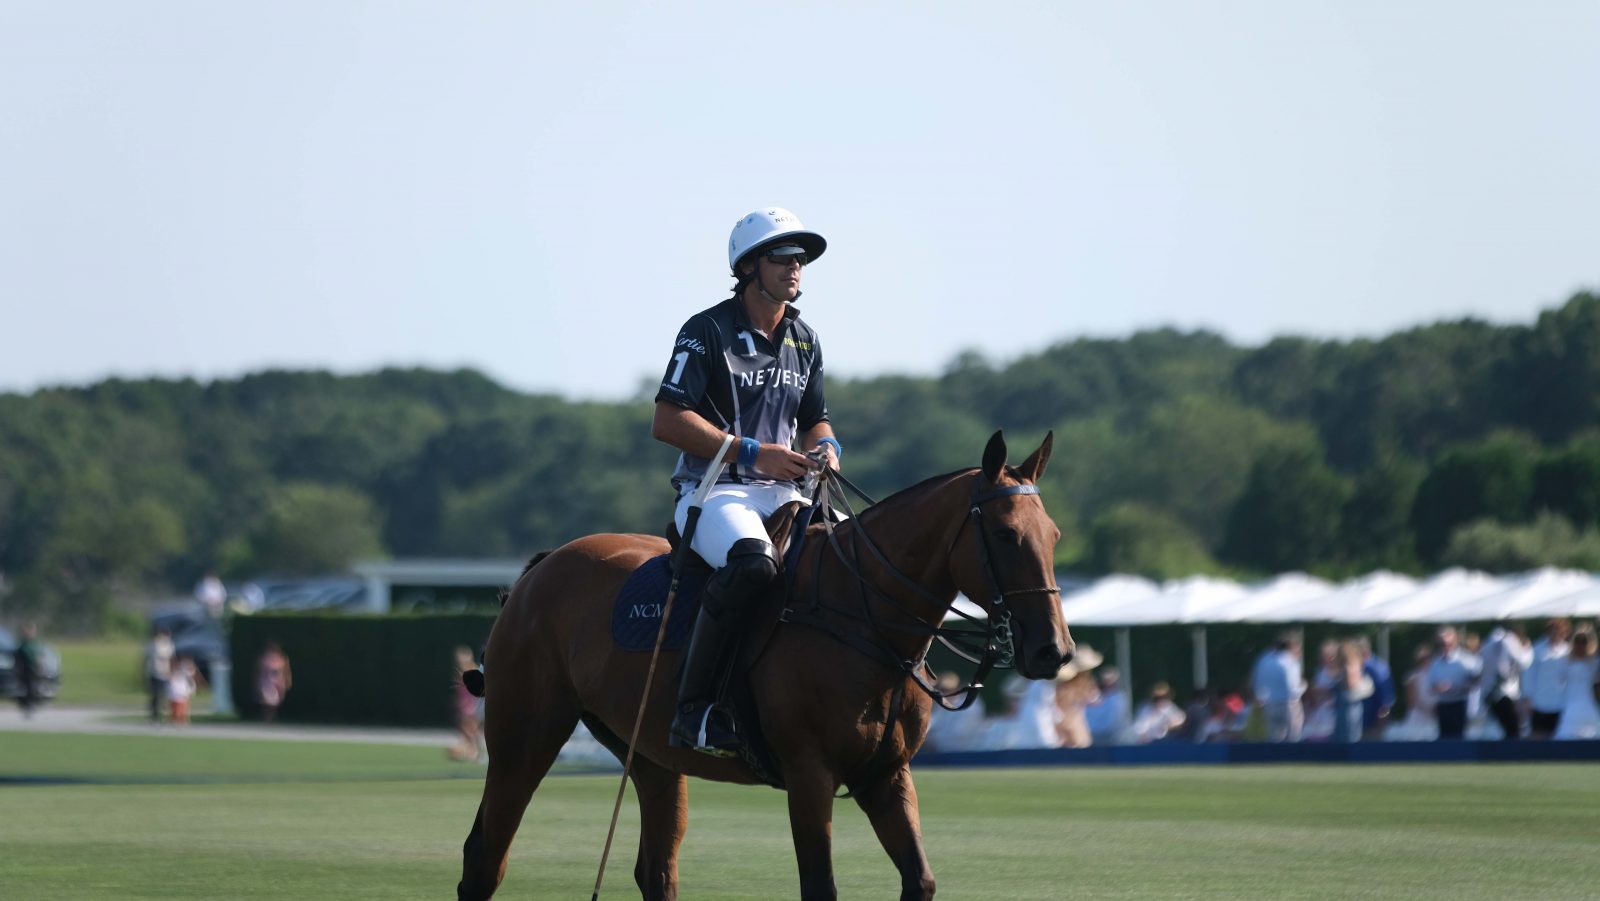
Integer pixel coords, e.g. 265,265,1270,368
781,465,1061,712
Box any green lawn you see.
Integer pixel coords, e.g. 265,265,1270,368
1,732,1597,899
51,639,151,707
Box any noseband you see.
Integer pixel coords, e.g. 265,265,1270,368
781,467,1061,711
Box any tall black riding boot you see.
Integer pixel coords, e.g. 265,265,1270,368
669,537,776,756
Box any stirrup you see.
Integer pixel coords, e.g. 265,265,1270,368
669,703,740,758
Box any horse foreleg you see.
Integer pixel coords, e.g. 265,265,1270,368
629,755,688,900
853,765,935,901
785,762,839,901
457,698,579,901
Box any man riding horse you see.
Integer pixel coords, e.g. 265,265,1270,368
651,207,840,756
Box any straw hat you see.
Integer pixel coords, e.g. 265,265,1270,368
1054,643,1104,682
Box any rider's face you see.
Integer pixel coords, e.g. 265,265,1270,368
758,254,803,301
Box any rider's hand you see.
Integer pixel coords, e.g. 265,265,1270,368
753,444,813,480
813,443,839,472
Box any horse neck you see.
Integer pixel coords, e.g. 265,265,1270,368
815,470,972,655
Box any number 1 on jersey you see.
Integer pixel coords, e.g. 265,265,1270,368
668,351,690,385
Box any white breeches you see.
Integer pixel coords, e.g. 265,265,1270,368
674,482,805,569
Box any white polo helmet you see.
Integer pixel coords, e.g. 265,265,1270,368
727,207,827,272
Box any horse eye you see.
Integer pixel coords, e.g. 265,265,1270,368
994,527,1022,546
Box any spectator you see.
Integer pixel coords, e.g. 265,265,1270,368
922,672,987,753
1427,626,1481,740
1251,632,1306,742
145,626,175,722
996,673,1065,750
1181,689,1213,742
1553,628,1600,740
1524,618,1571,739
256,642,292,723
1053,644,1103,749
449,646,485,762
1084,665,1130,745
1387,644,1439,741
1195,691,1247,743
195,570,226,619
1331,640,1374,744
1355,636,1396,740
239,581,266,613
1478,625,1533,739
1130,681,1185,743
167,656,197,726
13,623,44,718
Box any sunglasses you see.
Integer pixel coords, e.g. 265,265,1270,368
762,251,808,267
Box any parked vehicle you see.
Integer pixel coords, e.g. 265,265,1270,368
0,625,62,703
147,601,228,685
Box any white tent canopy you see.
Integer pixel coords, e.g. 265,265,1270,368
1046,567,1599,626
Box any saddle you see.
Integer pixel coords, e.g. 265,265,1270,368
603,500,817,788
662,499,810,575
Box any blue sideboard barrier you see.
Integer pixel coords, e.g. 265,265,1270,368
915,739,1600,768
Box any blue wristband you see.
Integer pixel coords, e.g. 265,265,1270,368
738,437,760,468
816,437,842,459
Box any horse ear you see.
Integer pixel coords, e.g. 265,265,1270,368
981,430,1007,482
1017,430,1054,482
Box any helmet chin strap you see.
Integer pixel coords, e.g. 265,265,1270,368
755,264,800,307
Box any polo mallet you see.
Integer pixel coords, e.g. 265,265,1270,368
591,432,735,901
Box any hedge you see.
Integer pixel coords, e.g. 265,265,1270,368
229,612,496,726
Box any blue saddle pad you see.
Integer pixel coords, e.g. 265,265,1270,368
611,554,709,652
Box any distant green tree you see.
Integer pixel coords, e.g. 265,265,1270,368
244,482,387,576
1504,293,1600,443
1070,397,1319,546
1318,320,1514,469
1338,457,1424,571
1531,442,1600,529
1085,502,1219,579
1219,446,1349,573
1441,512,1600,573
1230,336,1347,423
1411,432,1538,564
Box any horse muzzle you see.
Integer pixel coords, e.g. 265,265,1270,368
1012,621,1073,680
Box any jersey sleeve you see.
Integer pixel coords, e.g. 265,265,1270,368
654,314,719,409
796,334,829,430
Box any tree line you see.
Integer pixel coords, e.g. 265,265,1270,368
2,292,1598,632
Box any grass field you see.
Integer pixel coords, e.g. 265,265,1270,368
51,639,152,707
2,731,1597,900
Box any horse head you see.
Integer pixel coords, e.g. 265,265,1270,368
951,430,1075,680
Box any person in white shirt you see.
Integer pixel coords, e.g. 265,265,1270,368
1131,682,1186,744
144,626,175,722
1552,628,1600,740
1426,626,1482,740
166,656,197,726
194,571,226,619
1084,666,1131,745
1251,633,1307,742
1478,625,1533,739
1523,618,1572,739
920,673,988,753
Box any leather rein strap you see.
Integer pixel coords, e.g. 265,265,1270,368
782,468,1060,712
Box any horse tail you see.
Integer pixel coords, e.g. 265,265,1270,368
494,550,554,609
517,550,553,583
467,550,555,700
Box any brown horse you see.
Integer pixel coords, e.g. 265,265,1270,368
458,431,1073,901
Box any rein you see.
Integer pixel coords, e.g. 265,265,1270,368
782,466,1060,712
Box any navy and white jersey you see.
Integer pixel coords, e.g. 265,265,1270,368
655,297,828,491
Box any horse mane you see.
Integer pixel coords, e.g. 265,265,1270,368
849,467,978,526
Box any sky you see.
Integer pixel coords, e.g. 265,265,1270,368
2,2,1597,401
